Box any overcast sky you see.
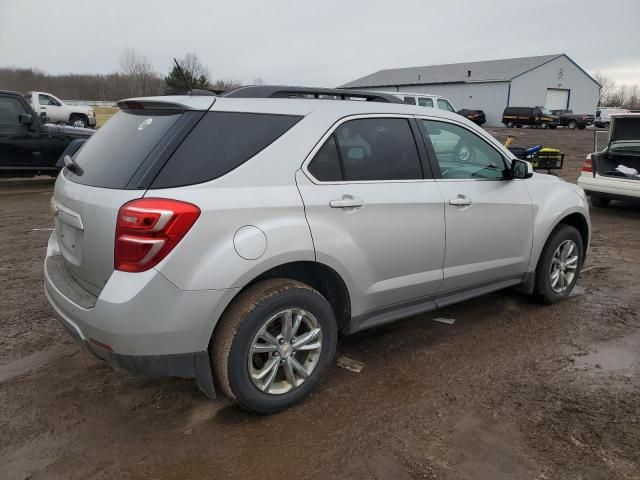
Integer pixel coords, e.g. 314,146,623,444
1,0,639,87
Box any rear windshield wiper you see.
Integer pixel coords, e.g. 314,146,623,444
63,155,84,175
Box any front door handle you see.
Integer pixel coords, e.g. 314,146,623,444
449,195,472,207
329,195,364,209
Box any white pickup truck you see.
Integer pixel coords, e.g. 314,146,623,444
25,91,96,128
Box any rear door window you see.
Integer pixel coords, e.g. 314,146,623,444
307,136,343,182
330,118,422,181
66,110,184,188
403,96,417,105
151,112,302,188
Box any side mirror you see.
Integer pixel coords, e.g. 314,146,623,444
511,159,534,179
19,114,33,126
39,112,50,123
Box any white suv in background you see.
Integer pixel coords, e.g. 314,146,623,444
44,86,590,413
383,91,457,112
595,107,629,128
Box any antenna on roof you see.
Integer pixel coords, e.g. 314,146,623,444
173,58,193,93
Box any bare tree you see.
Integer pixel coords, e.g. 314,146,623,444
253,77,265,85
593,71,616,106
180,53,211,84
118,47,161,97
625,85,639,110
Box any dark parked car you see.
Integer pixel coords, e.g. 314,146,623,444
457,109,486,126
0,90,93,177
550,109,594,129
502,106,559,129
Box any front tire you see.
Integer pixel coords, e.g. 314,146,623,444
535,224,584,304
568,120,578,129
211,278,338,414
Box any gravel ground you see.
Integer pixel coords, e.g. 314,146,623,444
1,127,639,480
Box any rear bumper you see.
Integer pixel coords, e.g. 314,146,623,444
577,175,640,199
48,303,215,397
43,233,238,398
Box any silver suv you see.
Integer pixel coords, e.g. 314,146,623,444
44,86,590,413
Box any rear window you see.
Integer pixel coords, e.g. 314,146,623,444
66,110,183,188
151,112,302,188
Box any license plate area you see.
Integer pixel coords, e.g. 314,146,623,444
56,206,85,267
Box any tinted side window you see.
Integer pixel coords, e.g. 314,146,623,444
422,120,507,180
0,96,27,125
307,135,343,181
152,112,302,188
334,118,422,181
403,96,417,105
418,97,434,108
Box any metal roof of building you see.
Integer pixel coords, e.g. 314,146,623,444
341,54,566,88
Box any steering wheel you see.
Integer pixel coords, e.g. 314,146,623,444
455,142,475,163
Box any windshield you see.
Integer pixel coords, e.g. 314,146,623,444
540,107,553,115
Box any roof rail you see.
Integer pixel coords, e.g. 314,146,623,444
163,89,218,97
220,85,403,103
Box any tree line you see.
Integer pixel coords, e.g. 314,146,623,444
0,49,244,101
594,71,640,109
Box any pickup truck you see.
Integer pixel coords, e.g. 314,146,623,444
0,90,94,177
550,109,595,129
25,91,96,128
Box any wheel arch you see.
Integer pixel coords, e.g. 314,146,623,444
555,212,590,257
215,260,352,337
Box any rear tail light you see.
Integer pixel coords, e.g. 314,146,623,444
115,198,200,272
582,157,593,173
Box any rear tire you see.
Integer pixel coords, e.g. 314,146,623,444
506,121,515,128
211,278,337,414
535,224,584,304
590,194,611,208
568,120,578,129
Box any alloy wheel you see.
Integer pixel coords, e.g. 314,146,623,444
550,239,579,293
248,308,323,395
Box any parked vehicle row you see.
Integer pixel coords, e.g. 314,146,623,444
44,86,590,413
0,90,94,177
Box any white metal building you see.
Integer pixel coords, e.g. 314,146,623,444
342,54,601,127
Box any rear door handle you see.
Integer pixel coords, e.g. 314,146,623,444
329,195,364,209
449,195,472,206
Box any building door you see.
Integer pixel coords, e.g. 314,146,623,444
545,88,570,111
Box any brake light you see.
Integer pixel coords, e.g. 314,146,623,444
582,158,593,173
115,198,200,272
